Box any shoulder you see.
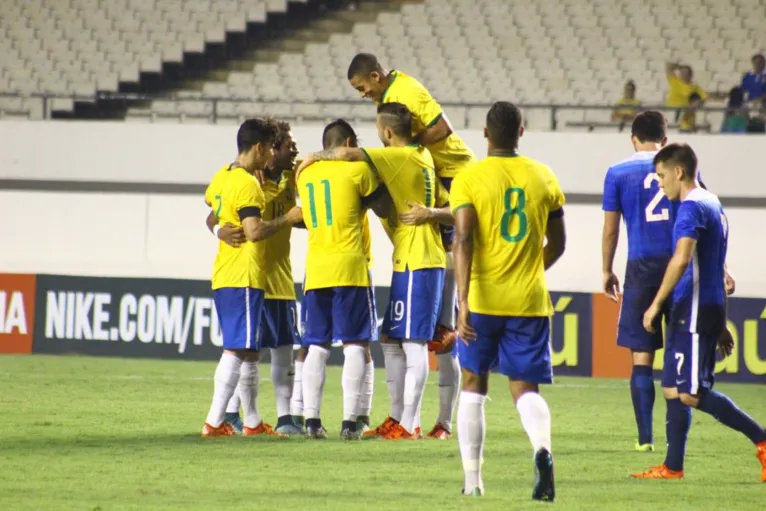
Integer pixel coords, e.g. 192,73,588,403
390,71,433,100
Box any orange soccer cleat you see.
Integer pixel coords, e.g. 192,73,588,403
363,416,398,438
630,465,684,480
201,422,235,437
243,422,287,438
381,423,418,440
756,441,766,482
413,426,423,440
426,424,452,440
427,325,457,353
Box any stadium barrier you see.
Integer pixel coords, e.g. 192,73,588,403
1,273,764,383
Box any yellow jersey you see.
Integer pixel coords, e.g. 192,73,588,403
204,164,268,290
362,213,374,269
362,145,448,272
260,170,297,300
297,161,380,291
449,155,565,317
381,70,476,178
613,98,641,118
666,75,708,108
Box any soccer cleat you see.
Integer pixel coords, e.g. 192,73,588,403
427,325,457,352
381,423,416,440
532,448,555,502
201,422,235,437
363,416,398,438
341,428,362,441
243,422,286,438
635,441,655,452
462,487,484,497
413,426,424,440
756,441,766,482
630,464,684,479
306,425,329,440
275,422,304,436
224,412,243,434
426,424,452,440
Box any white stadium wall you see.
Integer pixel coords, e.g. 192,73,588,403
0,121,764,298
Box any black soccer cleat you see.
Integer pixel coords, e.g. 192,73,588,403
532,448,555,502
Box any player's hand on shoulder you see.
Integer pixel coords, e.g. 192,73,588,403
218,222,245,247
295,156,318,181
717,324,735,359
603,272,621,302
724,270,735,296
285,206,304,225
457,303,476,343
398,201,432,225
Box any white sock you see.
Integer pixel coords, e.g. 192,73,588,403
270,345,294,419
226,384,241,414
356,360,374,417
400,341,429,433
516,391,552,456
458,391,486,492
439,267,456,329
205,352,242,427
239,361,261,428
437,353,460,431
381,342,406,422
342,344,367,421
302,345,330,420
291,359,304,417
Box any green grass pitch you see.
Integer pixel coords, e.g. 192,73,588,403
0,355,763,510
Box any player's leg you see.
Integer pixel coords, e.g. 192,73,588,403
265,300,302,435
502,317,555,502
355,283,377,432
290,301,309,427
224,384,243,433
618,287,663,451
302,288,333,439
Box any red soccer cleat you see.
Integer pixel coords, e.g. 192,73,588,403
630,464,684,479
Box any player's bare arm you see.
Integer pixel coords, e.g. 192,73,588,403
295,147,365,178
453,205,477,343
398,201,454,226
415,115,453,146
724,263,735,295
206,210,246,248
241,206,303,242
643,236,696,332
601,210,622,300
543,212,566,270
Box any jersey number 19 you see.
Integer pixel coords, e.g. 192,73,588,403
643,173,669,223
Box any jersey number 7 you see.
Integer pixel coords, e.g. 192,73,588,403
644,174,669,223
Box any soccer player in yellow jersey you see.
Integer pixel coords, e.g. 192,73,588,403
297,120,391,440
450,103,566,500
299,104,451,440
201,119,303,438
348,53,474,438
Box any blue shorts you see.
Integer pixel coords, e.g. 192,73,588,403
303,286,377,344
261,299,300,349
660,327,718,395
382,267,444,341
439,177,455,248
617,287,669,352
213,287,265,351
458,314,553,384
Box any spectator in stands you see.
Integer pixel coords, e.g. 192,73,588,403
741,53,766,106
679,92,702,133
720,87,750,134
665,62,708,124
611,80,642,124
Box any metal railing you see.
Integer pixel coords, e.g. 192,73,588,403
0,91,759,133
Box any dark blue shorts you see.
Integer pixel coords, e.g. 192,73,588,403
617,287,669,352
439,177,455,248
382,267,444,341
458,314,552,384
660,326,718,395
261,299,300,349
303,286,377,344
213,287,265,351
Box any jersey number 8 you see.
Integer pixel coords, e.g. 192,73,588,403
501,187,528,242
643,174,669,223
305,180,333,227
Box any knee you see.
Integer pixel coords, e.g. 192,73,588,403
461,369,487,395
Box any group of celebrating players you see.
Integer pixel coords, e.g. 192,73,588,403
199,52,766,502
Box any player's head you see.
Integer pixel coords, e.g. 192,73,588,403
484,101,523,152
679,65,693,83
752,53,765,73
376,102,412,146
630,111,667,150
624,80,636,98
347,53,388,103
322,119,358,149
688,92,702,107
267,118,298,171
237,118,277,170
653,143,698,200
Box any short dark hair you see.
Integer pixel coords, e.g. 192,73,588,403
631,111,667,143
237,118,277,154
653,143,698,180
689,92,702,102
376,102,412,138
347,53,383,80
270,119,292,149
752,53,765,63
322,119,357,149
486,101,523,150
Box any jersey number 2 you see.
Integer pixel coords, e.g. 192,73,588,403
643,174,669,223
501,187,528,242
306,180,333,227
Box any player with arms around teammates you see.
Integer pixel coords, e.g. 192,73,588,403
631,143,766,480
347,53,476,439
451,103,565,501
299,103,450,440
201,119,303,437
296,120,392,440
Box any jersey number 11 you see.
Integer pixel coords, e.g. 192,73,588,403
305,180,333,227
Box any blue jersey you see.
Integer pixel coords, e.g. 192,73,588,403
603,151,673,287
670,188,728,334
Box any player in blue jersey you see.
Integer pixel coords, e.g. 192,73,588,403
601,111,672,452
632,143,766,480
